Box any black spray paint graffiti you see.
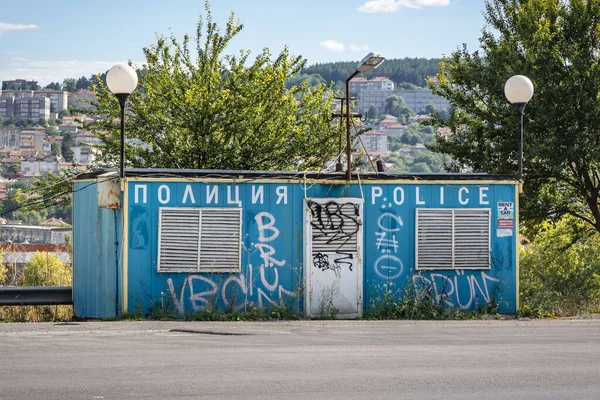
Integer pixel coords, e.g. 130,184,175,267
312,252,342,276
308,201,360,274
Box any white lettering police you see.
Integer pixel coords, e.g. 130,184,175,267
371,185,490,206
133,184,288,206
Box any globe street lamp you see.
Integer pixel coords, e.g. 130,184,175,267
504,75,534,187
345,52,385,180
106,63,138,178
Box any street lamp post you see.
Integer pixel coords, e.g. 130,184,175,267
504,75,534,189
345,52,385,180
106,63,138,178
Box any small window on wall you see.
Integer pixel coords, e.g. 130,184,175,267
415,208,491,270
157,207,242,273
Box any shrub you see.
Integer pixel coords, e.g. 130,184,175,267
519,217,600,317
0,252,73,322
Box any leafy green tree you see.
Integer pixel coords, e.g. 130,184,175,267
367,105,379,120
285,73,326,90
388,136,402,152
410,162,432,173
12,210,45,225
3,116,15,127
424,102,437,115
62,78,77,92
412,152,446,172
76,76,90,90
1,186,24,218
51,142,62,157
6,164,20,177
23,168,78,224
396,82,422,90
385,95,413,119
429,0,600,233
45,82,62,90
61,132,75,162
46,125,59,135
401,132,422,146
437,108,450,121
303,58,442,88
85,3,337,171
16,118,33,127
520,216,600,317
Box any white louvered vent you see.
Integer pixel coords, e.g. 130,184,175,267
199,208,242,273
416,208,490,270
157,207,242,273
309,202,360,253
158,208,201,272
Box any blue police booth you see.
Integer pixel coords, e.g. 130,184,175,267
72,169,519,319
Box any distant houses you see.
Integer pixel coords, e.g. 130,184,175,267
0,85,96,122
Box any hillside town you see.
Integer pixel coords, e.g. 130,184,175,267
0,73,453,271
0,79,97,266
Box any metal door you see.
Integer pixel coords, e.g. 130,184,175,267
304,198,363,319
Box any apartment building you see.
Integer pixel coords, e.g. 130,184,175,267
358,129,388,154
34,89,68,113
14,97,50,121
0,90,35,98
349,76,394,94
0,97,15,119
20,154,67,176
19,129,46,153
1,79,38,90
0,129,20,147
358,89,450,115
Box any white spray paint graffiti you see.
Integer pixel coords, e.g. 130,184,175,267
252,211,295,307
166,211,294,315
167,275,247,316
374,211,404,279
412,271,500,309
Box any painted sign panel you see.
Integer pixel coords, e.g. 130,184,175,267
497,202,515,229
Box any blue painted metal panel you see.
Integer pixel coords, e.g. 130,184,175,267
125,179,517,316
127,182,302,316
73,181,120,318
361,183,516,313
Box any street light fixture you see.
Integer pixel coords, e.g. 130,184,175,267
504,75,534,187
345,52,385,180
106,63,138,178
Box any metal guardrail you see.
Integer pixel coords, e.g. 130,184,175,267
0,286,73,306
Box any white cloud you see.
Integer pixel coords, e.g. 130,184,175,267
320,40,346,53
0,23,39,34
320,41,369,53
0,57,142,86
357,0,450,13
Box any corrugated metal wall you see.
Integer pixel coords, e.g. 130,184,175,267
126,182,303,317
73,181,121,318
72,175,518,318
121,179,517,316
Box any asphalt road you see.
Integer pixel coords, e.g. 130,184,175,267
0,319,599,399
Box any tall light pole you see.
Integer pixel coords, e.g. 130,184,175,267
106,63,138,178
345,52,385,180
504,75,534,189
